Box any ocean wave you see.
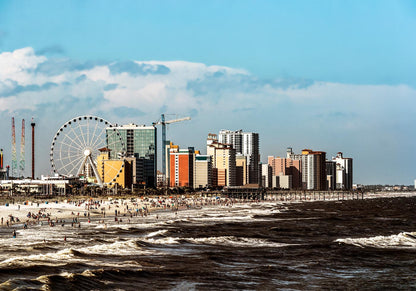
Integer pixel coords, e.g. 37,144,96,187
335,232,416,249
75,238,155,256
0,238,155,268
140,236,181,245
184,236,293,248
145,229,169,238
0,248,84,268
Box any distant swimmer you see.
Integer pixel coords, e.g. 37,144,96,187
12,230,16,238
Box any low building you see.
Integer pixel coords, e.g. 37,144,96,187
97,148,134,188
0,176,70,195
278,175,292,189
326,160,336,190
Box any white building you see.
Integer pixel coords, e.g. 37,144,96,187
260,163,272,188
332,152,353,190
218,130,259,185
278,175,292,189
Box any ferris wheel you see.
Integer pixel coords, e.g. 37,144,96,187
50,115,126,186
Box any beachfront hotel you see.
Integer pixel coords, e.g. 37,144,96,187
169,146,194,188
218,130,260,185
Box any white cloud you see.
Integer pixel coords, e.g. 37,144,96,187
0,47,46,84
1,46,415,124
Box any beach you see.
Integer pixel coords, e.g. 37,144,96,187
0,195,239,235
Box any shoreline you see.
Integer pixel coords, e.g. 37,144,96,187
0,191,415,232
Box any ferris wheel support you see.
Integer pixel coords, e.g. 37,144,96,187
50,115,125,187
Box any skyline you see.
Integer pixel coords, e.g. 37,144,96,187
0,1,415,184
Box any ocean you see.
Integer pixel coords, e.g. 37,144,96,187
0,195,415,290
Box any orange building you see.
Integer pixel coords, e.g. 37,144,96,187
169,148,194,187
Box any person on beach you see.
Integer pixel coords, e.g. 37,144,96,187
12,230,16,238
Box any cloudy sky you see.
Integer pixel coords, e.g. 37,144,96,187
0,0,415,184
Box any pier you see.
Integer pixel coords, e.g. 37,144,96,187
204,189,365,202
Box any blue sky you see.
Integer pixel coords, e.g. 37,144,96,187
0,0,415,184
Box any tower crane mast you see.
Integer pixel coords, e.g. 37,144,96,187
153,114,191,181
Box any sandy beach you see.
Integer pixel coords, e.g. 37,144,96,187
1,191,415,231
0,195,237,231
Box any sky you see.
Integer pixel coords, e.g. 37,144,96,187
0,0,415,184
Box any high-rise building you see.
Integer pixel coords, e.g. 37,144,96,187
301,149,327,190
333,152,353,190
169,147,194,187
218,130,259,185
215,147,236,187
207,134,236,187
107,124,157,187
194,154,212,189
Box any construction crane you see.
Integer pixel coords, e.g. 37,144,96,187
153,114,191,179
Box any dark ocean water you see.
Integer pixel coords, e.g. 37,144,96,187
0,196,415,290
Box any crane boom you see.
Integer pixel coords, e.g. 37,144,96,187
165,117,191,124
153,114,191,185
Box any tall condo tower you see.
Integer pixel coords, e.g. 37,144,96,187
19,119,25,176
31,118,36,179
218,129,260,185
11,117,17,178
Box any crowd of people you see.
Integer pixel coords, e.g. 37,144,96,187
0,196,250,239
